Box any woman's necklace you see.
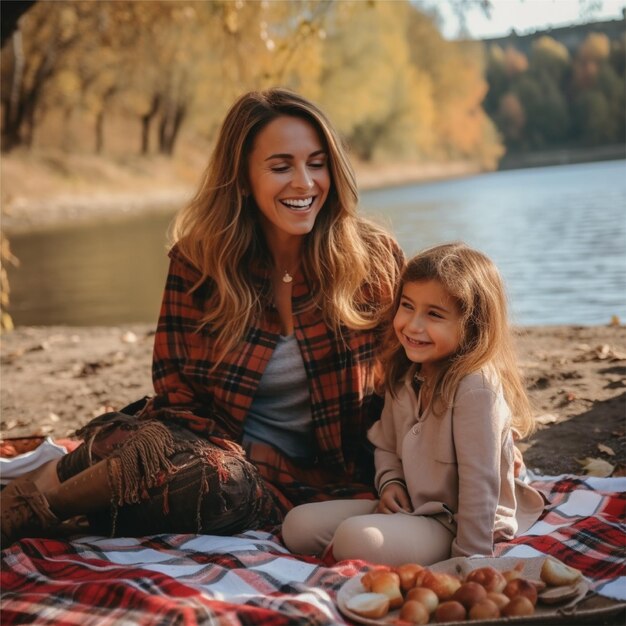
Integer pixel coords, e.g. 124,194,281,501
281,262,300,284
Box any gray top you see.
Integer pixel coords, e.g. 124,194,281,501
242,334,314,460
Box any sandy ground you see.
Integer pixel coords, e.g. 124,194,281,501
1,323,624,476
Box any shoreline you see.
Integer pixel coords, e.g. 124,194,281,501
1,158,483,236
2,150,624,235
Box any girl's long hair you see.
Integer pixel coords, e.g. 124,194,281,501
171,88,400,363
382,242,534,438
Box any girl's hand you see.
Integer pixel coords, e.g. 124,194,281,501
376,483,411,514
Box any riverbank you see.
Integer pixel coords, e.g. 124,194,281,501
0,149,482,234
498,144,626,171
1,323,624,477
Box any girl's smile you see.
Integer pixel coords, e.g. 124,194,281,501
402,336,433,348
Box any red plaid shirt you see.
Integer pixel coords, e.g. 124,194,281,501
144,243,401,507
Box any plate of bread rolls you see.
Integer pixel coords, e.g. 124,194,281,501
337,555,593,624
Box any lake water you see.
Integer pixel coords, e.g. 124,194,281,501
6,160,626,327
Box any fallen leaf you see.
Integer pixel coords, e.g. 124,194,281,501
122,331,137,344
592,344,626,361
535,413,559,425
92,405,115,417
597,443,615,456
595,344,611,358
576,457,615,477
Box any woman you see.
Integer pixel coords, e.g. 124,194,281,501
1,88,402,545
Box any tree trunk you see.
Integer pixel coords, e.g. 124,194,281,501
2,30,25,150
95,110,104,154
94,86,117,154
158,103,186,156
140,93,160,155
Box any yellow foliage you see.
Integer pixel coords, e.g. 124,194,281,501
0,232,19,333
497,91,526,141
503,45,529,77
577,32,611,61
1,0,502,167
532,36,570,63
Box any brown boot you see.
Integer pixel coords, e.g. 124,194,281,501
1,479,60,548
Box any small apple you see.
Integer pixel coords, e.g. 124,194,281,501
406,587,439,614
502,595,535,617
486,591,510,610
468,598,500,620
503,578,538,606
466,566,506,592
370,571,403,609
452,581,487,609
434,600,466,622
396,563,425,592
419,570,462,601
399,600,430,625
361,567,391,591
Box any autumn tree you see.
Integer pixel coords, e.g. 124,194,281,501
406,4,502,167
1,1,91,150
318,1,437,162
570,32,624,145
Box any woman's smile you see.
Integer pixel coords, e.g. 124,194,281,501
248,115,330,242
280,196,315,210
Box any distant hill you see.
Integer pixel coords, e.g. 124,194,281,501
478,10,625,55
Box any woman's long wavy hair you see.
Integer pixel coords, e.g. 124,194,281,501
171,88,399,363
382,242,535,438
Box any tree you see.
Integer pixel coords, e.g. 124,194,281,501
406,5,503,166
484,44,508,115
572,32,611,90
495,91,526,148
530,36,570,85
319,1,435,161
572,90,614,145
1,2,87,149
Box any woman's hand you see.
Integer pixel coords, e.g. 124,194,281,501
376,482,411,514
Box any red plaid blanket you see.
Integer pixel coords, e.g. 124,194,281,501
1,475,624,625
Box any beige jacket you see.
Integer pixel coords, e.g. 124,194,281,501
368,367,544,558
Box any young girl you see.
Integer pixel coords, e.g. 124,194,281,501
281,242,544,565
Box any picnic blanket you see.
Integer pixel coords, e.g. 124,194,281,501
1,473,625,625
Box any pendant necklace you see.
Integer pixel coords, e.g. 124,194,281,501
281,263,299,284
